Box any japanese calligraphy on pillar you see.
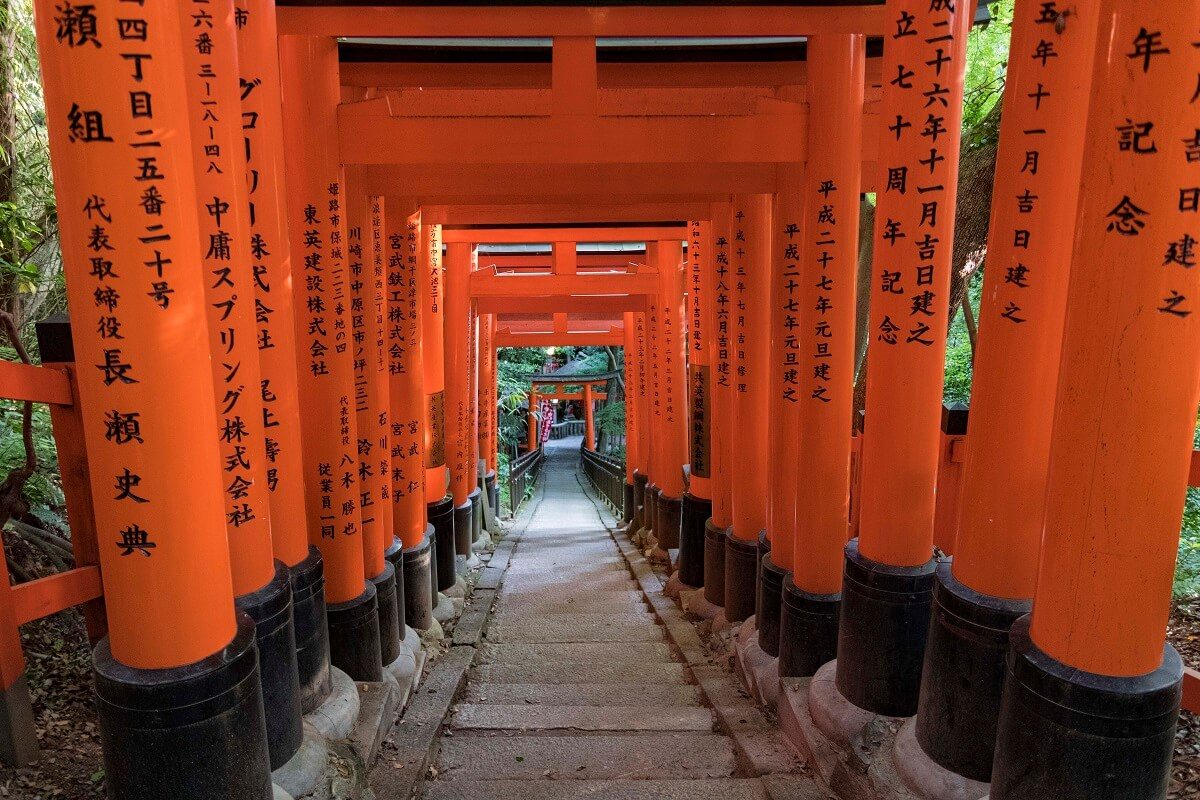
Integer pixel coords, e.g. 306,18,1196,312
232,0,309,568
733,208,750,394
425,224,446,470
183,0,275,595
687,221,711,479
805,180,842,405
873,0,966,350
713,219,732,392
385,208,426,536
37,0,237,665
776,199,804,405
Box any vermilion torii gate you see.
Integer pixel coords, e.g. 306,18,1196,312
10,1,1199,799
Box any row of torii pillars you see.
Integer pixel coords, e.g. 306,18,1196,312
21,0,1200,799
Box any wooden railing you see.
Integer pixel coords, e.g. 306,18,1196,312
507,446,544,517
549,420,584,439
0,326,107,762
580,445,624,513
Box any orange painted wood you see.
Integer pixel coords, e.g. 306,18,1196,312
470,270,658,298
0,361,73,406
10,567,103,627
856,0,971,567
43,366,106,643
686,220,712,501
38,0,238,669
278,5,886,38
791,34,864,590
475,295,645,316
1028,0,1200,677
420,222,450,503
445,242,475,506
707,203,734,529
280,35,368,606
1189,450,1200,486
951,0,1097,601
495,332,622,347
1184,668,1200,714
421,203,710,226
443,226,685,245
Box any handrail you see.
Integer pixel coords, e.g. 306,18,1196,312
549,419,585,440
580,445,625,513
507,446,544,516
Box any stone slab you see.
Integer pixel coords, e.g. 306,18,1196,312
434,733,738,780
470,659,687,685
351,675,400,766
462,682,706,707
478,641,674,666
450,704,715,732
485,616,666,644
452,589,496,646
421,779,773,800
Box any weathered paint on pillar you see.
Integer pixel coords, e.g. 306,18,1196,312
234,0,310,569
421,223,449,502
385,206,427,549
792,35,865,594
951,0,1098,601
857,0,971,567
655,240,687,499
644,244,662,488
278,35,365,605
768,169,803,569
633,310,650,479
36,0,237,668
182,0,275,598
687,220,713,500
1027,2,1200,677
709,203,734,529
583,384,596,451
467,305,480,489
444,242,474,506
730,197,771,543
622,312,639,482
346,187,391,580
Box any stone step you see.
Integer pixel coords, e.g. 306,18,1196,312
450,704,714,732
500,572,635,593
478,642,674,667
470,659,688,685
462,682,706,707
422,779,771,800
485,616,665,644
492,592,648,614
434,733,738,781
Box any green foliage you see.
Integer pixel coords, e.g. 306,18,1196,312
962,1,1014,144
596,399,624,437
942,271,982,405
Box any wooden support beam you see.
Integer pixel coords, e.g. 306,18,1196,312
420,203,708,226
278,5,887,38
470,269,658,297
496,331,623,347
475,294,646,315
0,362,74,406
444,226,685,244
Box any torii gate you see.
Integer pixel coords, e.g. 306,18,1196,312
10,3,1197,800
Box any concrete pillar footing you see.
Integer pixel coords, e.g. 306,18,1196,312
735,633,780,708
272,783,294,800
433,592,458,623
303,666,361,742
893,717,990,800
271,725,331,800
680,586,723,621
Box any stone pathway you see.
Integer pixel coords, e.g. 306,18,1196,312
417,437,779,800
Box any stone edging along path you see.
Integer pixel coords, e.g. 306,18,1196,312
365,475,548,800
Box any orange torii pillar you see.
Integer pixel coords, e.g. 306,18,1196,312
183,0,304,772
35,1,272,795
778,35,864,681
478,314,500,528
346,187,404,672
651,240,688,553
280,36,382,682
444,242,477,575
990,5,1199,795
639,252,662,545
908,0,1097,787
583,383,596,451
725,196,771,623
420,224,456,616
236,0,329,719
759,168,804,660
678,220,714,590
620,311,640,524
702,203,735,611
467,306,484,546
830,0,971,719
629,310,651,530
385,207,435,633
527,385,540,452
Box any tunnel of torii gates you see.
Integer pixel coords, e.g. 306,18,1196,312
2,0,1198,798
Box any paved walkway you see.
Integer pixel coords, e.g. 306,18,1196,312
418,437,776,800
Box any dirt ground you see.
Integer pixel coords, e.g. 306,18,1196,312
0,598,1196,799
